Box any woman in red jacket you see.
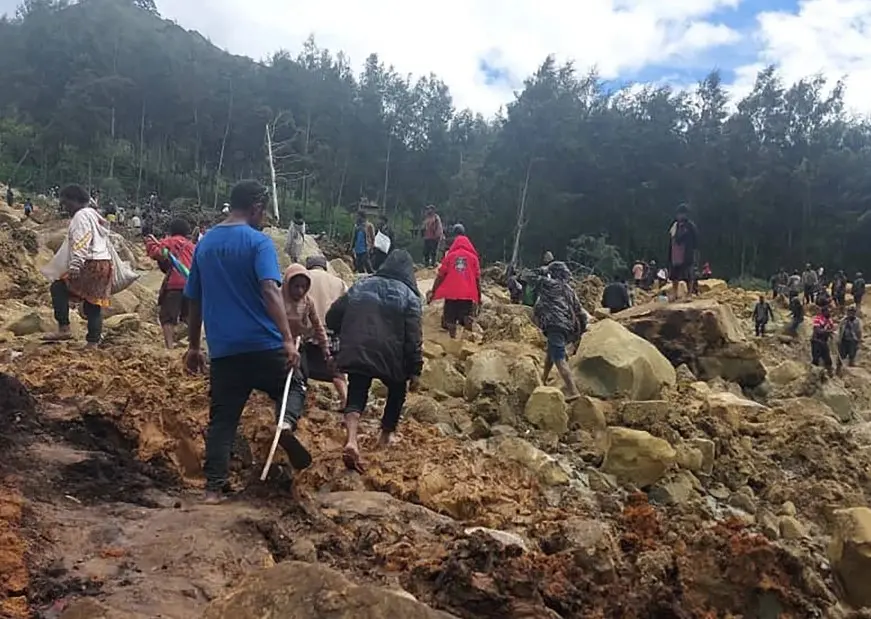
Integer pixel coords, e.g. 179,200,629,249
146,219,196,349
427,225,481,339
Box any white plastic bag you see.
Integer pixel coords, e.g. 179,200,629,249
374,231,391,254
40,238,72,282
108,239,139,294
109,242,139,294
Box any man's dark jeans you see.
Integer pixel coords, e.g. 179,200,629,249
50,279,102,343
344,373,406,432
423,239,439,267
204,348,307,492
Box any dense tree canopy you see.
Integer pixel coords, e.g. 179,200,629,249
1,0,871,277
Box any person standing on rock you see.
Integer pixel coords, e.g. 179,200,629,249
183,180,312,504
6,185,13,207
787,291,804,336
284,210,306,264
145,218,196,349
771,268,788,299
534,261,585,401
837,306,862,370
632,260,645,288
351,210,375,274
787,270,802,298
422,205,443,268
853,272,866,310
752,294,775,336
43,184,114,346
802,264,818,305
811,305,835,375
305,255,348,408
666,203,698,302
326,250,423,473
427,224,481,339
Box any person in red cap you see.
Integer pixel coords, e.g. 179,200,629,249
427,224,481,338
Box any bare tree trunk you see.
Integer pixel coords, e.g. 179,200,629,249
265,124,280,222
302,110,312,212
213,82,234,210
193,106,201,204
108,106,116,178
135,100,146,204
330,158,348,239
9,147,31,184
381,134,392,212
509,159,534,267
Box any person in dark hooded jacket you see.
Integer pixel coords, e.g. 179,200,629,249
601,278,631,313
533,261,585,401
326,249,423,472
853,272,866,309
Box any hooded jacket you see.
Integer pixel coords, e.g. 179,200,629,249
666,218,698,269
432,235,480,302
326,250,423,382
533,262,586,341
282,264,329,353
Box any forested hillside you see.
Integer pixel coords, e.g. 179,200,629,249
2,0,871,276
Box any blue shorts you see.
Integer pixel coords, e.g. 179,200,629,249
546,329,568,362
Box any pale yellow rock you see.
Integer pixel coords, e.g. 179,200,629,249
601,427,676,488
704,392,767,428
496,437,570,486
569,396,609,432
419,357,465,398
524,386,569,436
573,319,676,400
829,507,871,609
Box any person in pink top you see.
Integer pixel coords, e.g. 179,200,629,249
145,218,196,349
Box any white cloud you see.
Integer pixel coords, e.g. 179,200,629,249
733,0,871,116
155,0,742,115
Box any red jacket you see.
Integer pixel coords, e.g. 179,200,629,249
433,235,480,302
146,235,195,291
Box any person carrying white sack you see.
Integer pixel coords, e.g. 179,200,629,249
42,184,132,346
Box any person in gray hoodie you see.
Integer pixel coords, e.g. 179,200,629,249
837,306,862,369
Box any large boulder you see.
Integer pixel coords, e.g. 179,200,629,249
767,360,806,385
819,382,853,423
573,319,676,400
523,386,568,435
703,392,767,428
829,507,871,609
464,347,540,407
419,357,465,398
7,311,48,336
601,427,676,488
202,561,456,619
616,299,766,387
495,437,570,486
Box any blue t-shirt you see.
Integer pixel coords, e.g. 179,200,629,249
353,227,367,255
184,223,283,359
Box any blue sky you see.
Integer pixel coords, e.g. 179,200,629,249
4,0,870,116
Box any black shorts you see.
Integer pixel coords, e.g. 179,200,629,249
670,264,693,283
443,299,474,326
159,290,188,325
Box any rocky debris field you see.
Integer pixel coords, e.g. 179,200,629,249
2,198,871,618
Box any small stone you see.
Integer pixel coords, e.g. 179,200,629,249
289,538,318,563
688,438,716,476
675,364,696,383
649,471,698,506
467,417,491,440
7,312,46,336
728,491,757,515
708,483,730,500
464,527,528,551
758,510,781,540
490,424,518,438
779,516,808,540
620,400,670,426
779,501,797,517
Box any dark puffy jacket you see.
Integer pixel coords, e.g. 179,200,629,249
854,278,866,299
601,282,630,313
326,250,423,383
534,274,586,341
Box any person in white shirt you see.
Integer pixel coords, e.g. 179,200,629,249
44,184,114,345
129,214,142,235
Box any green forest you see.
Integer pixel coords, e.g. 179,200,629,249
2,0,871,277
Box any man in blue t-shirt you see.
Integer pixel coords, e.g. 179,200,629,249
184,179,311,504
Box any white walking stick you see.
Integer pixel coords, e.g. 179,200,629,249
260,337,300,481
